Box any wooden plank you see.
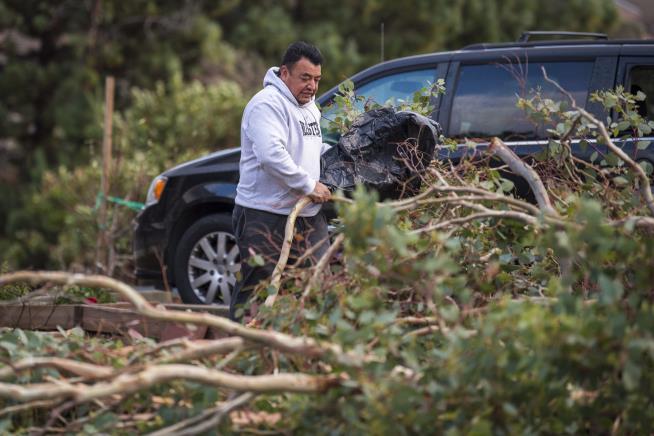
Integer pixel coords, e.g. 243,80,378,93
139,290,173,303
163,303,229,317
0,302,229,340
0,304,79,331
112,290,173,304
159,323,208,342
81,305,170,338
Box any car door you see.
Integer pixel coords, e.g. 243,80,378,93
615,54,654,165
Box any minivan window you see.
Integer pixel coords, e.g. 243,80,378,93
356,68,437,109
628,66,654,120
449,61,594,141
321,68,437,142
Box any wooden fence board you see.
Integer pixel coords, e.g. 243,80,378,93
0,304,79,331
0,302,230,341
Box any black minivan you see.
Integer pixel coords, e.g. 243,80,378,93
134,32,654,305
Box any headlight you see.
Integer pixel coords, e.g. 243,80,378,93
145,176,167,206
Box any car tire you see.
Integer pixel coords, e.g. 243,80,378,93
172,213,240,305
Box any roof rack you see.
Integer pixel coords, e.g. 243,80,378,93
518,31,608,42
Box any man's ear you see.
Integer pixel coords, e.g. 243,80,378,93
279,65,290,81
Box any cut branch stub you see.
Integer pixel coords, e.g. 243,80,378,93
488,137,559,217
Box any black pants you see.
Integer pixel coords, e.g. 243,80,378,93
229,204,329,320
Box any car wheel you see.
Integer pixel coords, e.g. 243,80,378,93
172,214,240,305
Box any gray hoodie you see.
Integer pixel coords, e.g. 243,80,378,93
235,67,328,217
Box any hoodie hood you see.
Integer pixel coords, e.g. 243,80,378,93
263,67,315,108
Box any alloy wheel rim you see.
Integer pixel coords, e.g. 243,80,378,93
187,231,240,304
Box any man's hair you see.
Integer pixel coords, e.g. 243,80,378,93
281,41,323,68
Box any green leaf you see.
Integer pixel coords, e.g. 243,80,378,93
15,329,28,346
617,121,630,131
639,160,653,175
605,153,619,167
91,412,118,431
612,176,629,186
598,275,624,304
247,254,265,267
500,179,514,193
604,93,618,108
502,402,518,416
255,398,275,413
579,139,589,153
0,419,12,433
623,360,641,391
303,309,319,320
637,140,651,150
0,341,17,354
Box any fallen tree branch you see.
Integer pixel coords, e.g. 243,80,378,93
127,337,192,365
264,196,312,307
610,215,654,229
0,357,113,380
393,194,538,215
488,137,559,217
403,324,477,338
331,182,544,219
146,392,255,436
153,337,246,365
395,316,440,326
0,399,58,417
0,364,342,404
164,392,256,436
301,233,345,302
292,234,332,267
412,210,540,234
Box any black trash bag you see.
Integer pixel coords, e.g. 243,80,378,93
320,107,442,200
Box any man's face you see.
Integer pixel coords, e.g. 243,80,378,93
280,57,322,105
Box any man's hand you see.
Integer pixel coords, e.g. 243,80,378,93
308,182,331,203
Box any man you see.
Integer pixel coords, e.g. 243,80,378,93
230,41,331,320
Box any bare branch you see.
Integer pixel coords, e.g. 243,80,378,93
146,392,255,436
540,67,654,216
165,392,256,436
395,316,440,325
264,196,312,307
610,215,654,229
301,233,345,302
403,324,477,338
488,137,559,217
413,210,540,234
0,357,113,380
153,337,246,365
0,399,58,417
0,364,342,404
292,234,332,267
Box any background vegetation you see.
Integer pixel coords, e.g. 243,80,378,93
0,0,627,276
